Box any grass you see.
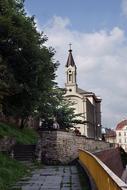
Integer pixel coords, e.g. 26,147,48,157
0,152,30,190
0,122,40,189
0,122,38,144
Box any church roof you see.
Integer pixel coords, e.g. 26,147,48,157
116,120,127,130
77,88,101,102
77,88,92,95
66,49,76,67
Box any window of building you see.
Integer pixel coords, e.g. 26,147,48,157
119,132,121,136
119,139,121,143
69,74,72,82
125,139,126,143
124,132,126,136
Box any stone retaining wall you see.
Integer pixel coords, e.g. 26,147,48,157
0,136,16,152
37,131,111,164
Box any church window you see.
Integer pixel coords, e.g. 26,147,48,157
69,74,72,81
119,132,121,136
69,89,72,92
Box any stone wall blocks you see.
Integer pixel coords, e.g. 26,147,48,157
36,131,111,164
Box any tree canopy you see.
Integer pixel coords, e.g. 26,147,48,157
0,0,80,129
0,0,58,126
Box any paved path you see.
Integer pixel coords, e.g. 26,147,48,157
14,165,82,190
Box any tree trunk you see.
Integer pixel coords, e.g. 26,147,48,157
20,118,26,129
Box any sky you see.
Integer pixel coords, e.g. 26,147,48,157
25,0,127,129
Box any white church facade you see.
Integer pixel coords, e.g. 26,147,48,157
65,48,102,139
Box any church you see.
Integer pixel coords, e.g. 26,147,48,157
65,47,102,139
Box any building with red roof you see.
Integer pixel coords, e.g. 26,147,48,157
116,120,127,152
103,128,116,143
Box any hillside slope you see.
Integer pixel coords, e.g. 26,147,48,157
0,122,38,144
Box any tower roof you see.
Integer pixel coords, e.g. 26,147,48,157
66,48,76,67
116,120,127,130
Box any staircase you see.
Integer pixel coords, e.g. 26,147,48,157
13,144,36,161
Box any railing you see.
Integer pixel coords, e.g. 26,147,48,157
79,149,127,190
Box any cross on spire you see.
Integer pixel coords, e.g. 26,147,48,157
69,43,72,52
69,43,72,50
66,43,75,67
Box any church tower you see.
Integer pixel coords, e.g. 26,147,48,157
65,45,77,93
64,46,102,138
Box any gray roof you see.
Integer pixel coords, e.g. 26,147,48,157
77,88,101,102
77,88,93,95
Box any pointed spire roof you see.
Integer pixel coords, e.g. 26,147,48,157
66,45,76,67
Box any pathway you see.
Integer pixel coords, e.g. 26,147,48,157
13,165,82,190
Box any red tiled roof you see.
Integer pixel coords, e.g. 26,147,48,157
94,148,124,177
104,128,116,137
104,133,116,138
116,120,127,130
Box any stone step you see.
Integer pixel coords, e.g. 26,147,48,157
14,150,35,154
14,155,35,161
14,145,36,150
14,157,34,161
14,154,34,157
13,144,36,161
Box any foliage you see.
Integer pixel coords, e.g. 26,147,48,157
0,0,58,127
0,122,38,144
0,56,11,112
0,0,80,129
38,87,83,129
0,152,29,190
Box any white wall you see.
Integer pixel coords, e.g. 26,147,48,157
65,93,86,136
116,125,127,152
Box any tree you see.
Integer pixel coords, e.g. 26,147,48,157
0,0,58,127
0,63,8,112
38,87,83,129
0,55,15,112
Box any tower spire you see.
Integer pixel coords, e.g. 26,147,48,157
66,43,76,67
65,44,77,88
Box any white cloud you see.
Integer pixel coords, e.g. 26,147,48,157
46,16,70,29
42,16,127,129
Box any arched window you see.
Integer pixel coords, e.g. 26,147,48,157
69,74,72,81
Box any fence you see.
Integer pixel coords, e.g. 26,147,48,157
79,149,127,190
